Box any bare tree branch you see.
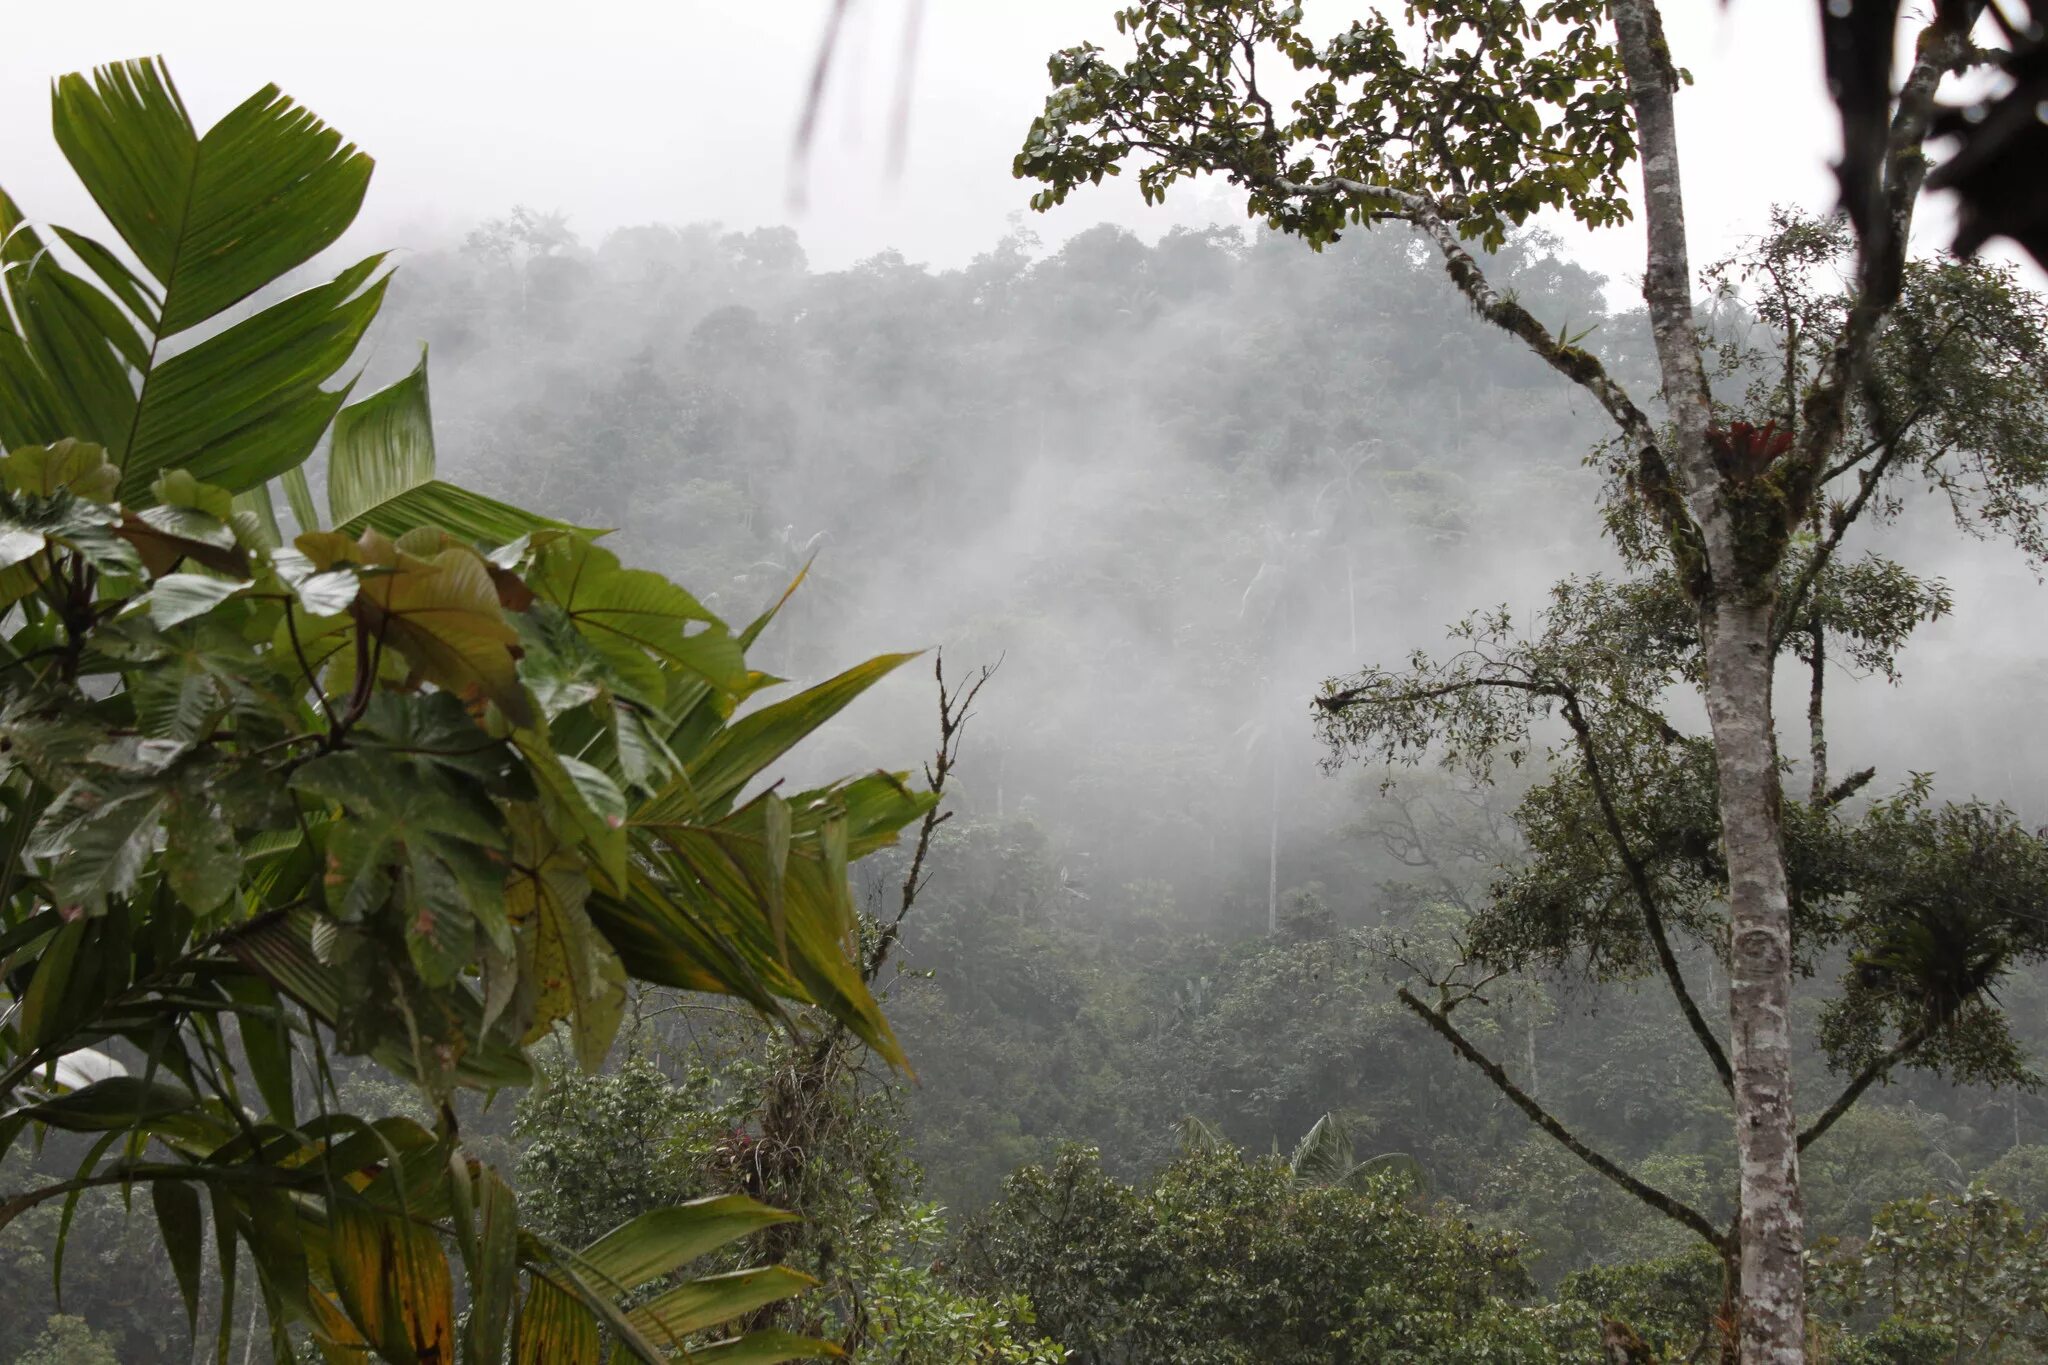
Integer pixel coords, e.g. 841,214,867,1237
1272,176,1661,459
1556,690,1735,1095
1323,665,1734,1091
1798,1024,1937,1152
1398,986,1725,1249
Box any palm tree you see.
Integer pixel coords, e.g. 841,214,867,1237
1173,1113,1428,1199
1285,1114,1428,1198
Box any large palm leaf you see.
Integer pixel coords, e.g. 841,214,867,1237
1287,1113,1429,1198
1,56,920,1363
0,57,377,500
320,347,585,544
2,1070,833,1363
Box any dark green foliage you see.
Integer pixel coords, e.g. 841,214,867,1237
515,1053,721,1251
1820,794,2048,1083
961,1143,1553,1363
11,1315,121,1365
1830,1320,1958,1365
1016,1,1639,252
1811,1186,2048,1359
1552,1245,1726,1361
509,1023,1066,1363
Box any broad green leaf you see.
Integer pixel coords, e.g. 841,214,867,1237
152,1180,204,1334
52,57,372,336
685,1329,844,1364
507,806,623,1070
348,689,528,790
119,504,248,578
162,779,240,913
325,349,577,545
273,547,359,617
515,1275,600,1365
1,439,118,499
514,727,629,893
292,747,508,983
576,1195,796,1295
146,571,249,628
556,752,628,831
516,601,634,716
672,651,919,817
346,531,531,724
370,478,585,547
153,468,236,521
610,701,679,792
328,349,433,528
120,257,386,499
0,525,43,573
528,534,745,694
118,613,297,742
0,489,139,591
625,1267,816,1343
28,773,167,918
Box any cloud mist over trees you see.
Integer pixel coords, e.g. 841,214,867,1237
7,6,2048,1357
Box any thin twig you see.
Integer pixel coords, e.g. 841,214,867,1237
866,651,1000,986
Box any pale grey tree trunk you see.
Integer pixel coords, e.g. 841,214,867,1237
1700,598,1806,1362
1612,4,1807,1357
1267,737,1280,936
1808,622,1828,805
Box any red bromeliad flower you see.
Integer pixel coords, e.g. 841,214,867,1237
1706,420,1795,482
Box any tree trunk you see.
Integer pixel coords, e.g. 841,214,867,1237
1807,621,1827,805
1267,737,1280,935
1700,598,1806,1362
1611,4,1810,1356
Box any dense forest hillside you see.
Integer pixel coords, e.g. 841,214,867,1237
8,197,2048,1362
7,12,2048,1354
366,209,2047,1211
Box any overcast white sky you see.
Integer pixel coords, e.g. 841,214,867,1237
0,1,2020,300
